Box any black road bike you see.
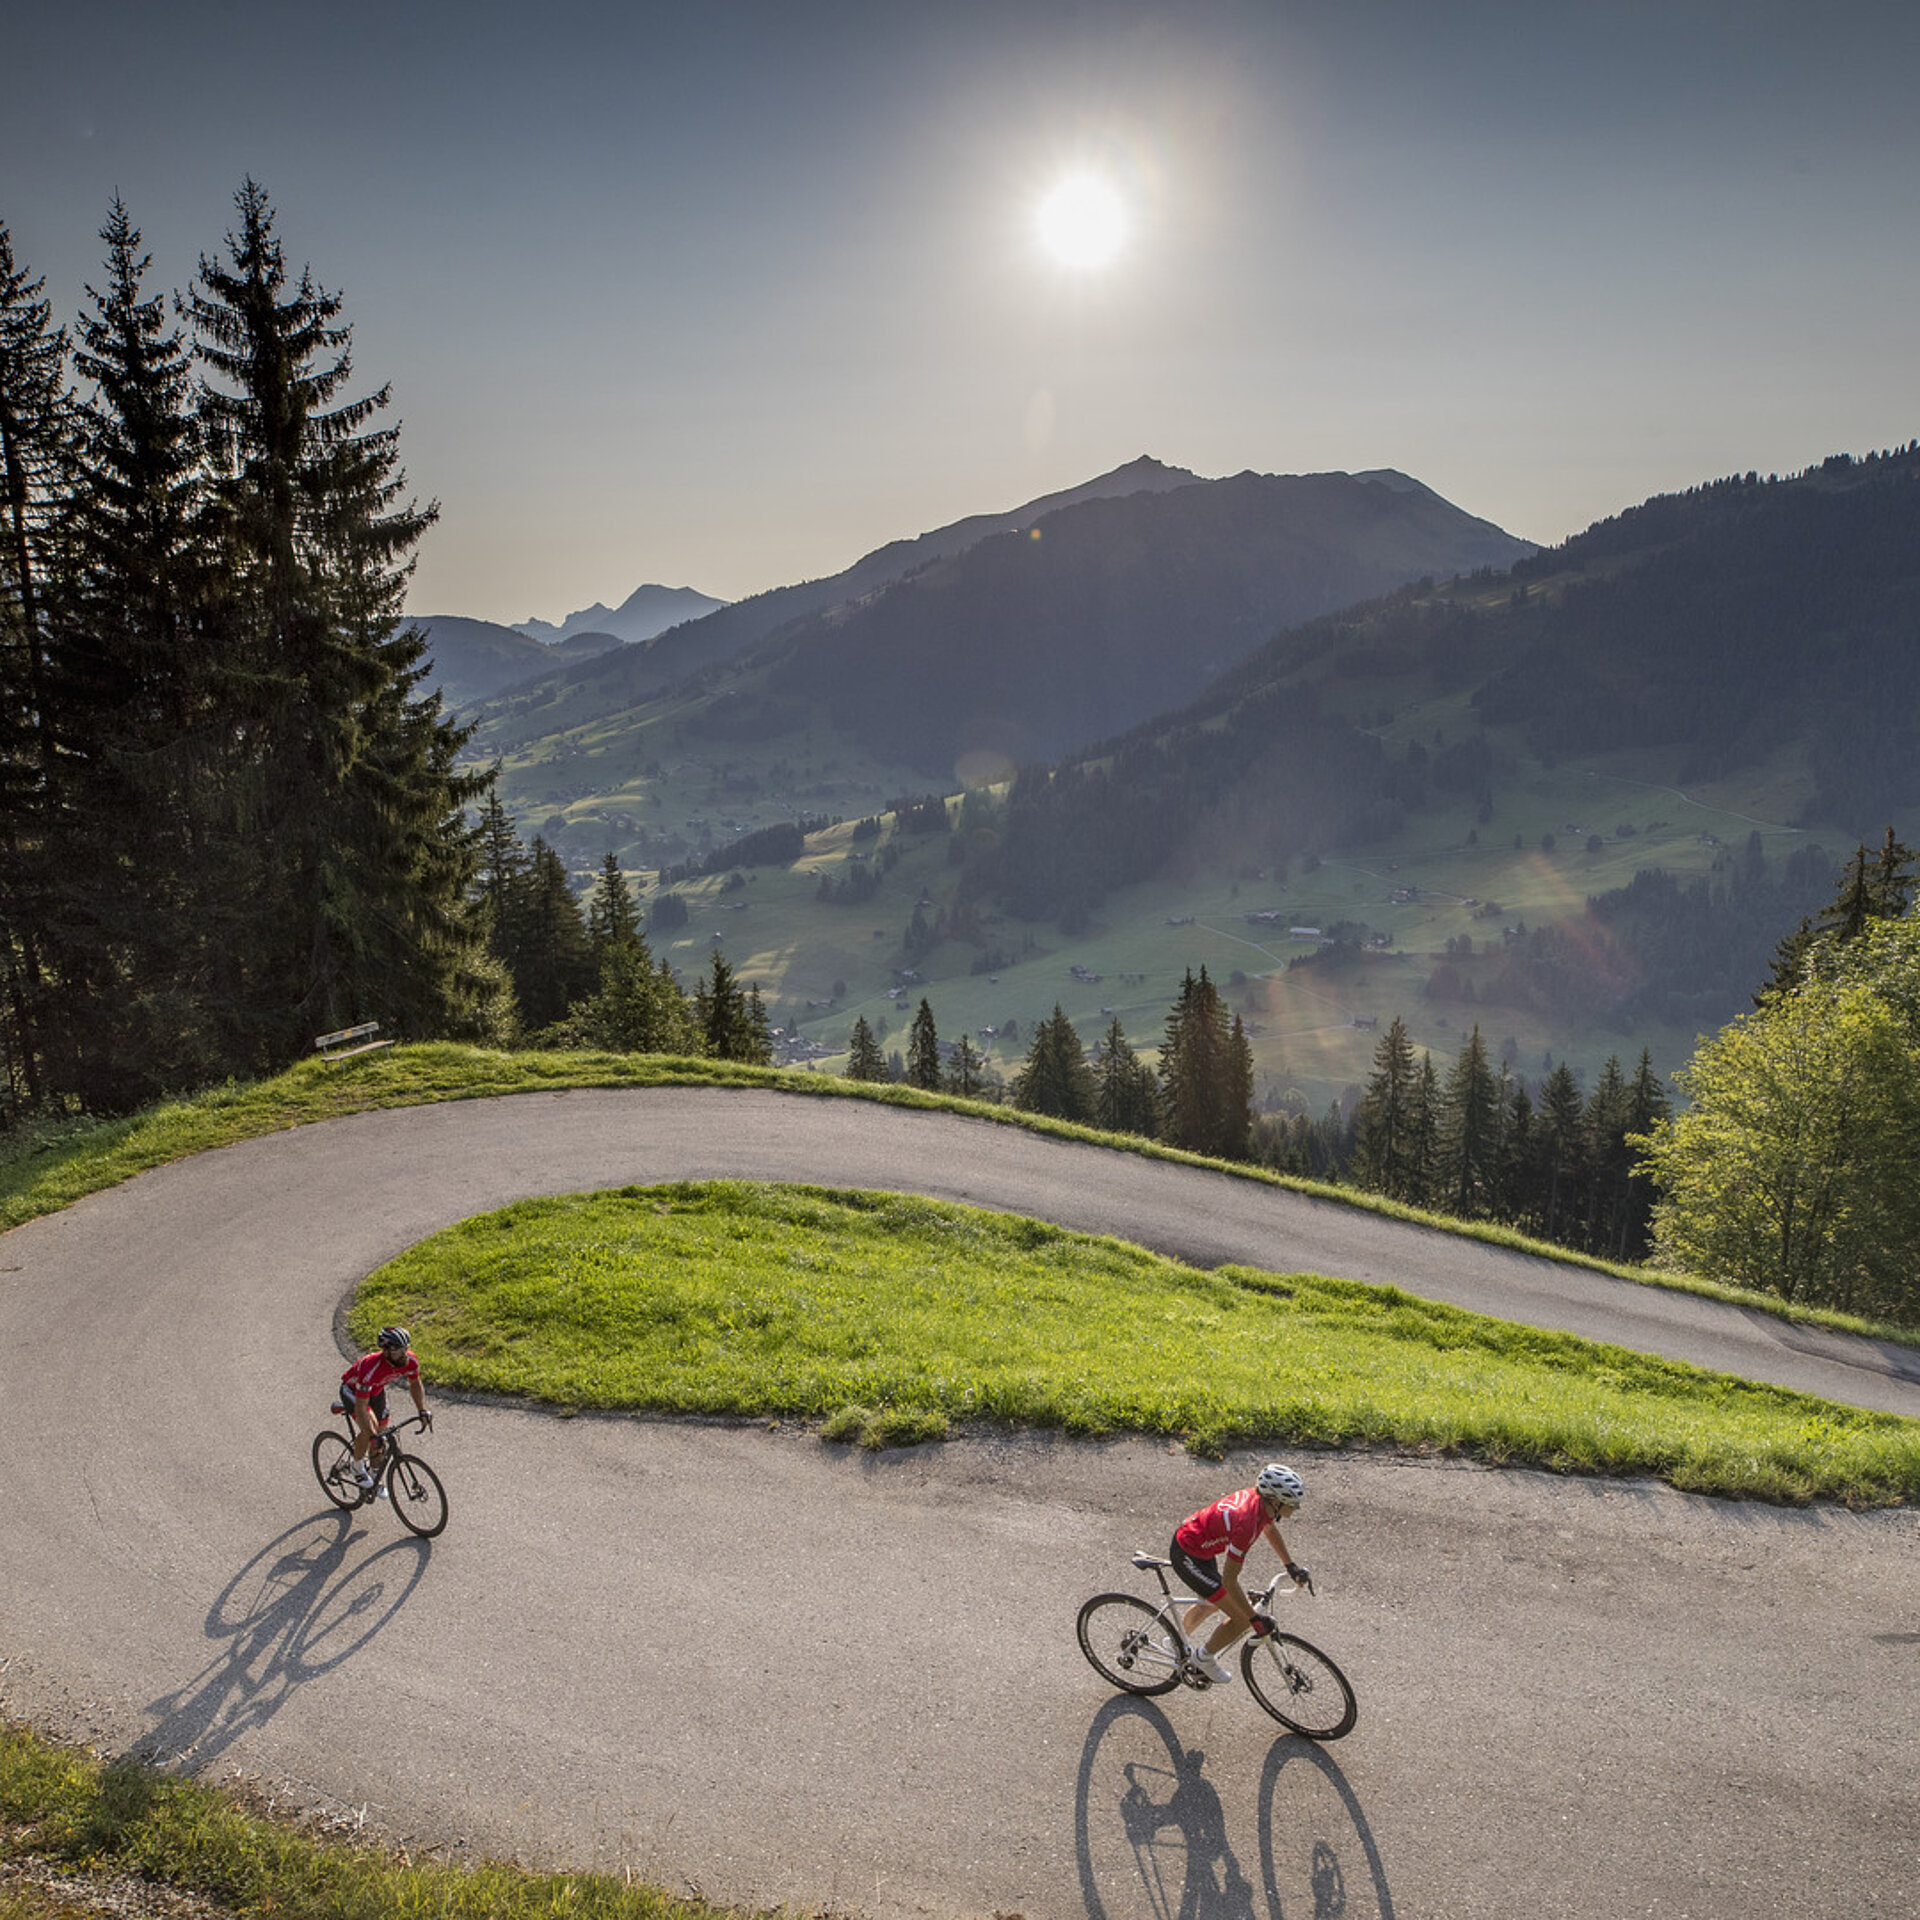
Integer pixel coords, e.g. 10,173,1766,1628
1077,1551,1358,1740
311,1408,448,1539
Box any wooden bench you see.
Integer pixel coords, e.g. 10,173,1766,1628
314,1020,394,1065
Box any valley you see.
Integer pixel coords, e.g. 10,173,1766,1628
438,447,1920,1114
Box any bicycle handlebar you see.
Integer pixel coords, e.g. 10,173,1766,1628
368,1411,433,1437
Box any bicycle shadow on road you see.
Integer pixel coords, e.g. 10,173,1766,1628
1075,1694,1395,1920
124,1509,431,1775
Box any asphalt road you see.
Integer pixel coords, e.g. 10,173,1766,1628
2,1088,1916,1919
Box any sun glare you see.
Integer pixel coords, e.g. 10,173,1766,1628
1035,173,1127,270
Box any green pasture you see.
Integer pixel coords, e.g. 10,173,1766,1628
352,1181,1920,1508
473,695,1825,1107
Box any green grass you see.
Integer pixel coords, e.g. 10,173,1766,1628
0,1720,766,1920
352,1180,1920,1508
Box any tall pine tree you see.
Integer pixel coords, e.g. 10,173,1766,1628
186,180,488,1065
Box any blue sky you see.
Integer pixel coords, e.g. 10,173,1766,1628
9,1,1918,623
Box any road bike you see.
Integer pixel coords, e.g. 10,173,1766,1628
1076,1552,1358,1740
311,1408,448,1538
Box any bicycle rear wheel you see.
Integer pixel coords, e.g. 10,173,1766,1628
312,1431,362,1510
1241,1631,1357,1739
385,1450,448,1538
1076,1593,1184,1696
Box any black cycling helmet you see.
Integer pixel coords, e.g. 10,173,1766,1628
377,1325,412,1354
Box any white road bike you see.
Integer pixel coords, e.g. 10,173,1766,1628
1076,1551,1358,1740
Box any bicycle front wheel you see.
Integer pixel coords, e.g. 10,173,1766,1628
312,1431,362,1510
1077,1593,1184,1696
385,1450,448,1538
1241,1631,1357,1740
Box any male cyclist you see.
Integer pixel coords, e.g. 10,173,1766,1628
337,1326,431,1497
1169,1462,1310,1684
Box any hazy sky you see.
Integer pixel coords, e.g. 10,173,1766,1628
10,1,1918,624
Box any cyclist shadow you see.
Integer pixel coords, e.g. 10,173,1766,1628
126,1509,430,1775
1075,1694,1396,1920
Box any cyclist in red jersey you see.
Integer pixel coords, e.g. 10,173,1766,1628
1169,1462,1310,1684
337,1326,431,1497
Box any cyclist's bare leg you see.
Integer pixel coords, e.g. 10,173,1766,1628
1182,1600,1221,1646
349,1400,379,1466
1199,1589,1256,1658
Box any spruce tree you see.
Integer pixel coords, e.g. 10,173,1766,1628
186,179,488,1063
1537,1061,1586,1242
1759,830,1918,1004
586,851,641,960
1352,1015,1420,1199
512,837,592,1030
906,997,941,1091
1093,1015,1159,1137
1158,967,1252,1157
1014,1004,1096,1122
693,948,772,1063
0,222,70,1108
945,1031,988,1098
1438,1025,1502,1217
845,1013,887,1081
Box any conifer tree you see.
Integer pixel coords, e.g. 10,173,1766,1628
34,200,211,1104
1352,1015,1421,1199
0,222,70,1107
586,851,641,960
906,997,941,1091
944,1031,988,1098
1759,830,1918,1004
512,837,592,1030
185,179,488,1063
1158,966,1252,1157
845,1013,887,1081
1536,1061,1586,1242
1014,1004,1096,1122
1438,1025,1502,1217
1093,1015,1159,1137
693,948,772,1063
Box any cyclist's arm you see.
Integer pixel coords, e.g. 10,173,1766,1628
408,1370,428,1418
1215,1555,1255,1622
1262,1520,1297,1573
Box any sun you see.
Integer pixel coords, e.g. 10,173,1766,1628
1035,173,1127,270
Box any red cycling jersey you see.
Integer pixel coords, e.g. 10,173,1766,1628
340,1349,419,1401
1175,1487,1270,1563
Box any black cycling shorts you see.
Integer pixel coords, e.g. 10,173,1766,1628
340,1385,391,1424
1170,1537,1226,1602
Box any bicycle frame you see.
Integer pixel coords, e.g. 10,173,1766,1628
1127,1551,1284,1682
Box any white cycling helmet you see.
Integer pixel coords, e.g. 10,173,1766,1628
1255,1462,1305,1505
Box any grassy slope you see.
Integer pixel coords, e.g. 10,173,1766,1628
356,1180,1920,1508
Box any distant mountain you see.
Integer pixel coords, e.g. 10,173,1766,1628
970,443,1920,921
489,457,1211,729
515,583,727,647
753,465,1533,774
473,459,1532,768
